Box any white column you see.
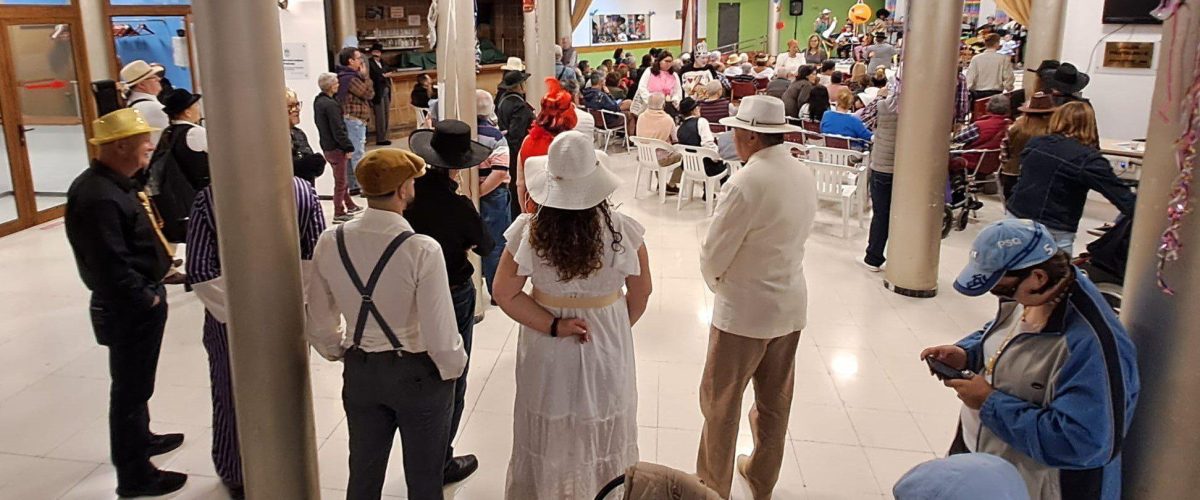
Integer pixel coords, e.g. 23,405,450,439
682,0,696,54
767,0,780,55
78,0,114,80
191,1,321,497
1121,5,1200,497
883,0,965,297
1021,0,1067,95
524,0,556,111
556,0,573,42
332,0,358,46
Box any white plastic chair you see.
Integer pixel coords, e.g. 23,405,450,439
414,107,432,129
783,141,809,160
809,145,869,218
594,109,630,152
805,159,866,238
630,136,681,203
675,145,728,216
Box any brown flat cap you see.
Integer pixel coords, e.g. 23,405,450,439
355,148,426,197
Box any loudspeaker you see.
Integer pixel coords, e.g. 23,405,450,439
789,0,803,16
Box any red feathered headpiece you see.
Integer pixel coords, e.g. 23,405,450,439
536,77,578,133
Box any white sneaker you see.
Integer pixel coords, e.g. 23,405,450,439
862,260,883,272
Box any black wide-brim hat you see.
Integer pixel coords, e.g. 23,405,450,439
408,120,491,169
498,70,531,90
1045,63,1090,95
161,88,202,116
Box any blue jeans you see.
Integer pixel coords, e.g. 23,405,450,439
479,187,511,294
446,282,475,463
1006,211,1077,256
344,117,366,192
864,171,893,267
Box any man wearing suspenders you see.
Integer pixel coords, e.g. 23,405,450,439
306,149,467,499
120,60,170,146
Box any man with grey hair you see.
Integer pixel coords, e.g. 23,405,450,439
766,66,794,100
561,78,596,139
314,71,360,221
949,94,1012,184
553,44,578,85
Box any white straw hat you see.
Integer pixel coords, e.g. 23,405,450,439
719,95,802,134
120,60,165,86
524,131,620,210
501,57,526,72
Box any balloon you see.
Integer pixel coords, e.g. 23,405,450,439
776,21,785,30
849,3,873,24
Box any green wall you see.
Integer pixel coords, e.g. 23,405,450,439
706,0,885,55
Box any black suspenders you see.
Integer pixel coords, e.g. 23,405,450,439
335,225,416,350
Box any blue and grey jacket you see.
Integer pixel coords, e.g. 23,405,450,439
954,269,1139,500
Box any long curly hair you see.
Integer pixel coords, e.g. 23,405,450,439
537,77,578,134
529,202,624,282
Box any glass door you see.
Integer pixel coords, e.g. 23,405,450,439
5,22,90,213
0,107,18,227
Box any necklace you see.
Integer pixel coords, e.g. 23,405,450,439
985,276,1074,376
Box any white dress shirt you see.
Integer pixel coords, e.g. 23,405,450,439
169,120,208,152
701,143,817,339
775,52,804,74
128,91,169,145
306,208,467,380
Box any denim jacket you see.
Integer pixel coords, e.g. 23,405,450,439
1006,135,1135,233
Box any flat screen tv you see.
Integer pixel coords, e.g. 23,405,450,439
1103,0,1163,24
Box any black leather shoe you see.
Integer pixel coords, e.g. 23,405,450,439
116,469,187,497
443,455,478,485
376,140,393,146
148,433,185,456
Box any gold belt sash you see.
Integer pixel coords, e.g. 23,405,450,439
531,289,622,309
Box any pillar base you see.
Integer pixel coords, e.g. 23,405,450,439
884,280,938,298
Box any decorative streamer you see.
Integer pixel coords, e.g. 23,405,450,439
1152,0,1199,294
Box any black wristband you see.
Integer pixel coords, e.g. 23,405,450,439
550,318,560,338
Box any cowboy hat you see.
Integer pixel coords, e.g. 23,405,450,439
160,88,202,117
88,108,160,145
719,95,802,134
408,120,491,169
120,60,165,86
725,54,743,66
501,56,526,72
498,70,531,90
1017,92,1057,114
1045,63,1090,95
524,131,620,210
1027,59,1060,75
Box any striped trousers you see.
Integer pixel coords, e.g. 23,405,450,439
203,312,244,488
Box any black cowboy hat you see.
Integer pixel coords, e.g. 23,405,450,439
160,88,202,117
408,120,491,169
1027,59,1060,76
369,42,385,53
498,70,531,90
1045,62,1090,94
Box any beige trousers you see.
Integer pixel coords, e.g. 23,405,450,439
696,327,801,499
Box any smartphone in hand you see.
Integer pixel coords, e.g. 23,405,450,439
925,357,974,381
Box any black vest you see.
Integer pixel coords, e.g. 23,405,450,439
162,123,210,190
677,117,703,147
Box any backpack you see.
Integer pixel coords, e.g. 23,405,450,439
146,125,197,243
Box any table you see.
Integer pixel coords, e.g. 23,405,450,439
1099,138,1145,160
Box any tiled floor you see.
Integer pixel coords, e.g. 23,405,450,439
0,148,1119,499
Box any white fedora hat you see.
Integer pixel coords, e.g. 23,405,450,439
524,131,620,210
719,95,802,134
501,56,526,72
120,60,165,86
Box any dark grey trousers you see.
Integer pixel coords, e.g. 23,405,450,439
373,88,392,143
342,349,454,500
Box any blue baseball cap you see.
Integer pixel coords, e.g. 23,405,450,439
954,219,1059,297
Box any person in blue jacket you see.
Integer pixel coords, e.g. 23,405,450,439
820,86,872,149
921,219,1139,500
581,72,631,128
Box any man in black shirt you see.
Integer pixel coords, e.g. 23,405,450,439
64,108,188,497
368,43,395,146
495,70,534,220
405,120,493,487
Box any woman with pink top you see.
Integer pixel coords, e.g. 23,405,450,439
634,51,682,115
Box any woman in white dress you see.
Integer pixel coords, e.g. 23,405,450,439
493,131,653,499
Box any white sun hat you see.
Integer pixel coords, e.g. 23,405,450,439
719,95,802,134
524,131,620,210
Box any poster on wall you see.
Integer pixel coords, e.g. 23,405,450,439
591,14,649,44
282,42,308,79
